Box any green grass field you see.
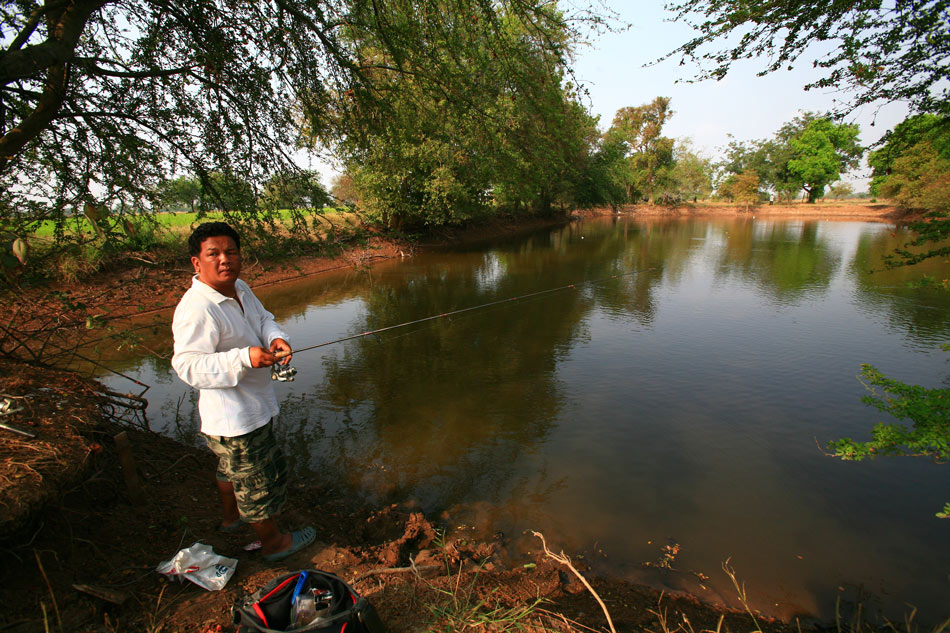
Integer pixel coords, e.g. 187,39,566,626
29,208,356,239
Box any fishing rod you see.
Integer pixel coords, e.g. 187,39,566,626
273,266,655,363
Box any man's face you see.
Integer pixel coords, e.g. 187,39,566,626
192,235,242,293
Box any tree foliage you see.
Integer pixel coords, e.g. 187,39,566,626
869,114,950,194
828,363,950,517
717,169,759,209
718,114,861,202
0,0,600,243
669,139,713,201
330,2,602,229
829,364,950,463
260,170,331,211
787,118,862,202
606,97,675,203
665,0,950,116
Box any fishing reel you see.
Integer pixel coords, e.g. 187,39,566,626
271,362,297,382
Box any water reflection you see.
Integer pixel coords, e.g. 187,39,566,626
714,220,840,302
93,216,950,622
850,225,950,347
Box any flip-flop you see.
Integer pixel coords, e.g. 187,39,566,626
263,526,316,563
218,518,248,533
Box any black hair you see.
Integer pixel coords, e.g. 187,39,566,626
188,222,241,256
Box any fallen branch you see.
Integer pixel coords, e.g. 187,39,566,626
532,531,616,633
350,563,442,584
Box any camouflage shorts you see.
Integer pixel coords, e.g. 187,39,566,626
203,421,288,522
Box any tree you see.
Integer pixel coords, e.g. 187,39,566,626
828,182,853,200
718,114,821,202
606,97,675,203
331,173,360,207
665,0,950,116
877,143,950,213
260,171,330,211
332,2,598,229
0,0,596,241
869,115,950,192
787,118,862,202
828,364,950,518
669,139,713,201
717,170,759,210
157,176,200,213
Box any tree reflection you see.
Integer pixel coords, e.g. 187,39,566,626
715,220,839,301
310,223,663,510
850,225,950,344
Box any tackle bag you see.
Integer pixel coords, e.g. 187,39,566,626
232,569,385,633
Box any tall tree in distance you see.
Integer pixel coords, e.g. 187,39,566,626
717,114,861,203
607,97,675,203
669,138,713,202
787,118,862,202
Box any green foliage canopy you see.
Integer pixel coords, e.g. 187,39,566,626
0,0,598,241
718,114,861,203
787,118,862,202
606,97,675,203
329,2,602,228
828,364,950,463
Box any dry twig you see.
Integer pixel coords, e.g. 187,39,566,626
532,531,616,633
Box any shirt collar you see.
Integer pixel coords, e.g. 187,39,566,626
191,275,244,305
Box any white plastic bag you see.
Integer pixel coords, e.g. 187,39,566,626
156,542,238,591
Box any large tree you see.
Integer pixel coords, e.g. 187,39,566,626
0,0,596,240
787,118,862,202
665,0,950,116
868,114,950,197
331,2,600,229
606,97,675,203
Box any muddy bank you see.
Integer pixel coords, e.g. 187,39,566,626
580,201,910,222
0,359,814,633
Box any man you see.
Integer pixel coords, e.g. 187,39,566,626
171,222,315,562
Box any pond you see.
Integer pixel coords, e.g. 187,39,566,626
101,216,950,621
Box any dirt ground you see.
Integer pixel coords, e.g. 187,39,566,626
0,207,907,633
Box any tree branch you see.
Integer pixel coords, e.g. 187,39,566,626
0,0,109,85
74,58,197,79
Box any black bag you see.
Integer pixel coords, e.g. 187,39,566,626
233,569,385,633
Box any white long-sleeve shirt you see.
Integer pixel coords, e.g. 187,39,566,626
171,276,290,437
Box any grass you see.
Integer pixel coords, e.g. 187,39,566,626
410,532,550,633
28,207,360,239
5,206,368,285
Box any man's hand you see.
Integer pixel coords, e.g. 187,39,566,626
249,347,280,368
270,338,293,364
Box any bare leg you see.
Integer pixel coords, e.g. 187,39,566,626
253,519,292,555
216,479,242,528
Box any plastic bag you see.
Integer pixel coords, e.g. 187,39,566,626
157,542,238,591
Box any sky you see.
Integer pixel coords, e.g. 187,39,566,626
566,2,912,191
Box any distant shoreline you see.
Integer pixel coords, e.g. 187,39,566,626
580,201,913,222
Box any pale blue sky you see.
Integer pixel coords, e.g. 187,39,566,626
568,2,912,190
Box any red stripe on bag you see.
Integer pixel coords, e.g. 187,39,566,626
252,603,268,628
259,574,299,602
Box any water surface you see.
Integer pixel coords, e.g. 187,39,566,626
103,217,950,621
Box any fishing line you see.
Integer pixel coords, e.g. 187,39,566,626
274,266,655,360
